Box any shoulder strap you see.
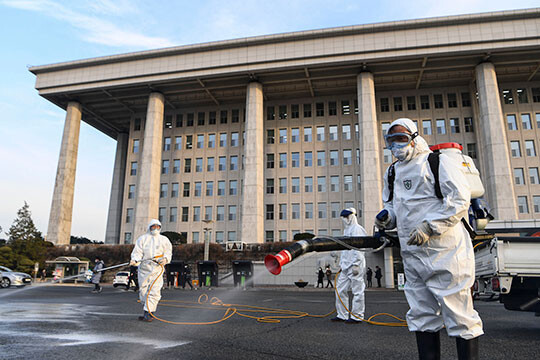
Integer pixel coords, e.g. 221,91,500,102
428,152,443,199
386,161,397,202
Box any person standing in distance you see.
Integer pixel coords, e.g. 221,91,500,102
130,219,172,322
91,257,104,293
375,265,382,288
331,207,367,324
375,118,483,359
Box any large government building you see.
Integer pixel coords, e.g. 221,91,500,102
32,8,540,261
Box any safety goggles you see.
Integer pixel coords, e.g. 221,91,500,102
384,131,418,149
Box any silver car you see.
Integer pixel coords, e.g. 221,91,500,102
0,266,32,288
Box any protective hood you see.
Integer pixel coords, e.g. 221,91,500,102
341,207,359,227
147,219,162,233
388,118,430,161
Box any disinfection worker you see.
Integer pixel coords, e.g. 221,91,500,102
375,118,483,359
331,207,367,324
130,219,172,322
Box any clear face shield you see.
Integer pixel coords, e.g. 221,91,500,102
384,131,418,150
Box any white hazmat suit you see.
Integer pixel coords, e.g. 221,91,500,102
335,208,367,322
379,118,483,339
131,219,172,314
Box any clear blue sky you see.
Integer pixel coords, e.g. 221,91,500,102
0,0,537,240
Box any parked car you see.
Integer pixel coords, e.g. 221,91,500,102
113,271,130,288
0,266,32,288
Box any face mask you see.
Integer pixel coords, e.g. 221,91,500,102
151,229,160,236
342,215,353,226
391,143,413,161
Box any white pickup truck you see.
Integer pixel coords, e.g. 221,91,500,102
474,235,540,316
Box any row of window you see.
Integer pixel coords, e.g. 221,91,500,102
502,88,540,105
380,93,471,112
266,176,361,194
124,230,239,244
267,101,359,120
382,117,474,137
517,195,540,214
506,113,540,131
510,140,538,158
265,229,349,242
265,201,361,221
513,167,540,185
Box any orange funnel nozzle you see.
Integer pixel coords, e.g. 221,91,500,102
264,250,291,275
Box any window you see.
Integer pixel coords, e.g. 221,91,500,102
266,204,274,220
420,95,430,110
186,135,193,149
279,204,287,220
229,180,238,195
507,114,518,130
267,154,275,169
197,112,205,126
164,137,171,151
218,156,226,171
126,208,133,223
522,114,532,130
317,126,325,141
216,206,225,221
195,158,203,172
230,156,238,170
162,160,170,174
382,123,390,136
328,101,337,116
134,118,141,131
219,133,227,147
232,109,239,123
533,88,540,102
331,202,340,218
279,105,287,120
220,110,228,124
193,206,201,221
171,183,179,198
436,119,446,135
503,89,514,104
304,151,313,167
344,175,353,192
330,150,339,166
279,178,287,194
194,182,201,197
529,168,539,185
204,206,212,221
267,106,275,120
316,102,324,116
175,136,182,150
176,114,183,127
291,177,300,193
231,132,239,147
511,141,521,157
318,202,327,219
265,231,274,242
292,203,300,219
464,117,474,133
434,94,443,108
207,157,214,172
305,177,313,192
279,129,287,143
291,128,300,143
534,196,540,213
228,232,237,242
514,168,525,185
341,100,350,115
218,181,225,196
181,207,189,222
380,98,389,112
170,207,177,223
303,104,312,117
209,111,216,125
159,208,166,223
128,184,135,199
330,176,339,192
291,152,300,168
206,181,214,196
393,97,403,111
266,129,275,144
160,183,168,198
517,196,529,214
383,149,392,164
536,113,540,128
344,201,353,210
173,159,180,174
187,113,194,127
305,203,313,219
266,178,275,194
183,182,190,197
279,153,287,168
343,150,352,166
342,125,351,140
124,233,132,245
466,144,477,159
329,126,338,140
447,93,457,108
132,139,139,154
291,104,299,118
317,176,326,192
450,118,460,133
304,127,312,142
525,140,536,156
355,124,359,139
407,96,416,110
461,92,471,107
184,158,191,173
191,232,199,244
357,175,362,191
356,149,360,165
422,120,432,135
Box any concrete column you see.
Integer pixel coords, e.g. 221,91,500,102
46,101,82,245
241,82,264,243
475,62,518,220
105,132,129,244
134,92,165,238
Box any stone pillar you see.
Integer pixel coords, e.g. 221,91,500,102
241,82,264,243
105,132,129,244
383,247,394,288
134,92,165,238
46,101,82,245
475,62,518,220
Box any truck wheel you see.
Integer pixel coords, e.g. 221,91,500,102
1,278,10,288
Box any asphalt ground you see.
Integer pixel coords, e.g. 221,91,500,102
0,284,539,359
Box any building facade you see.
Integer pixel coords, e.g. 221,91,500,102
32,9,540,267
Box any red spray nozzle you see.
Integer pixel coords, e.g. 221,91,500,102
264,250,292,275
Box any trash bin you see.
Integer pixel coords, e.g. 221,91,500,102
166,260,185,288
232,260,254,288
197,261,218,287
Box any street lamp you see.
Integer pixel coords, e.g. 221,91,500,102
202,219,214,261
